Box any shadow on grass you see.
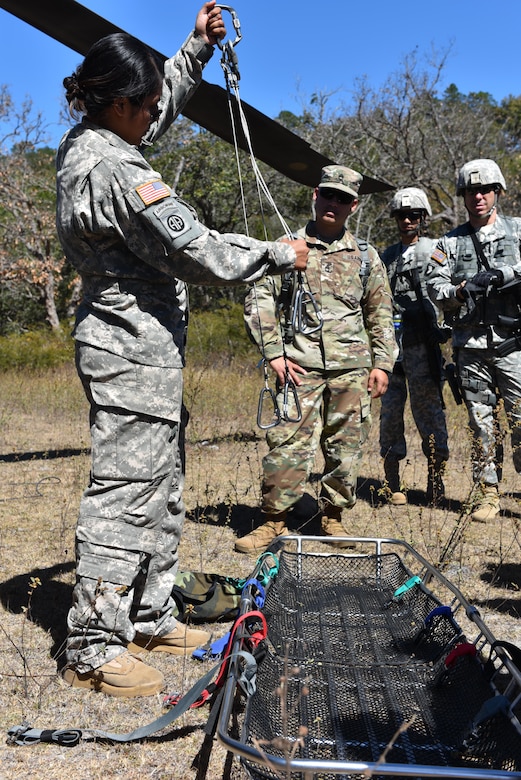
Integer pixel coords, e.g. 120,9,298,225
188,493,322,537
0,561,74,661
188,474,468,542
473,596,521,620
474,562,521,620
0,448,89,463
481,561,521,591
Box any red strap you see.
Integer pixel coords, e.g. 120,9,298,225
163,688,211,709
214,610,267,690
163,609,268,710
445,642,477,668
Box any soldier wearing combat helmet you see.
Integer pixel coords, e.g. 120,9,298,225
427,159,521,523
380,187,449,506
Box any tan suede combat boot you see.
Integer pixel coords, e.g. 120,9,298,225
234,512,289,554
320,506,354,548
62,651,164,697
471,484,500,523
384,458,407,505
127,623,210,655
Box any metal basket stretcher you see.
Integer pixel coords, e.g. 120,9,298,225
217,537,521,779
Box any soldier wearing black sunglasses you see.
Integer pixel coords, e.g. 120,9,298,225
380,187,449,507
238,165,395,553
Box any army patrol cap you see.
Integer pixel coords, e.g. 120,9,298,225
456,159,507,195
389,187,432,216
318,165,363,199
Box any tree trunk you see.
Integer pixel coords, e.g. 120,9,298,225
43,270,60,331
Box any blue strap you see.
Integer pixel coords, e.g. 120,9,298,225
424,605,453,624
192,631,230,661
240,578,266,608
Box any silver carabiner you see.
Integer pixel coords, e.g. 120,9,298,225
215,5,242,49
291,272,323,335
281,378,302,423
217,5,242,88
257,387,281,430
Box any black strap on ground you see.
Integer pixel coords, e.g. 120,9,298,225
7,650,256,746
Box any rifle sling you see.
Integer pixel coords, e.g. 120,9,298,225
469,229,492,271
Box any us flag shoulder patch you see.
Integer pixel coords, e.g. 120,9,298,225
431,248,447,264
136,180,170,206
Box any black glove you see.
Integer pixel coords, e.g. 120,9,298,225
471,270,504,289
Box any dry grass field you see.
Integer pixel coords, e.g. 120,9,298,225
0,357,520,779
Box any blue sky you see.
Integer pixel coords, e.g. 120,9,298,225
1,1,521,149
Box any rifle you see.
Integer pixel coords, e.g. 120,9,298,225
443,360,463,405
496,314,521,358
458,269,521,326
410,268,451,408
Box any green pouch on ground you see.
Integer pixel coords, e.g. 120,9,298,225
172,571,243,622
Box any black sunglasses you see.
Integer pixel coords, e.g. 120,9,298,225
395,210,423,221
319,188,354,205
465,184,498,195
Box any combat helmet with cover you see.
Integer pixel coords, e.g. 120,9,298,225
456,159,506,195
389,187,432,217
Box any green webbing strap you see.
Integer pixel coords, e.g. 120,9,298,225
7,650,257,747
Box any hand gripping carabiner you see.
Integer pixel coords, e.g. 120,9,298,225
217,6,242,88
216,6,242,48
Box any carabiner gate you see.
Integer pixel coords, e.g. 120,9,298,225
257,386,281,430
216,5,242,49
281,378,302,423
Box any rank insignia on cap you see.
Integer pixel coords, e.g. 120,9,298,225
431,248,447,264
136,180,170,205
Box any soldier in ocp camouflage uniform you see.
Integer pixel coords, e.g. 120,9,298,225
56,3,308,697
427,159,521,523
237,165,395,554
380,188,450,506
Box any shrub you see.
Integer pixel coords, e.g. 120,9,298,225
0,327,74,370
187,302,257,366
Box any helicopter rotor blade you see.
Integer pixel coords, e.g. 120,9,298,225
0,0,392,192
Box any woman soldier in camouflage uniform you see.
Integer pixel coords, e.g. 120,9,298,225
56,2,308,697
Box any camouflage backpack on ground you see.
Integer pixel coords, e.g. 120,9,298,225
172,571,244,622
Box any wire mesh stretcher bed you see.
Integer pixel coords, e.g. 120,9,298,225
217,537,521,779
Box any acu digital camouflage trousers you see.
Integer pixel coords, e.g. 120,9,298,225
379,341,449,464
456,346,521,485
262,368,372,515
66,351,185,672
